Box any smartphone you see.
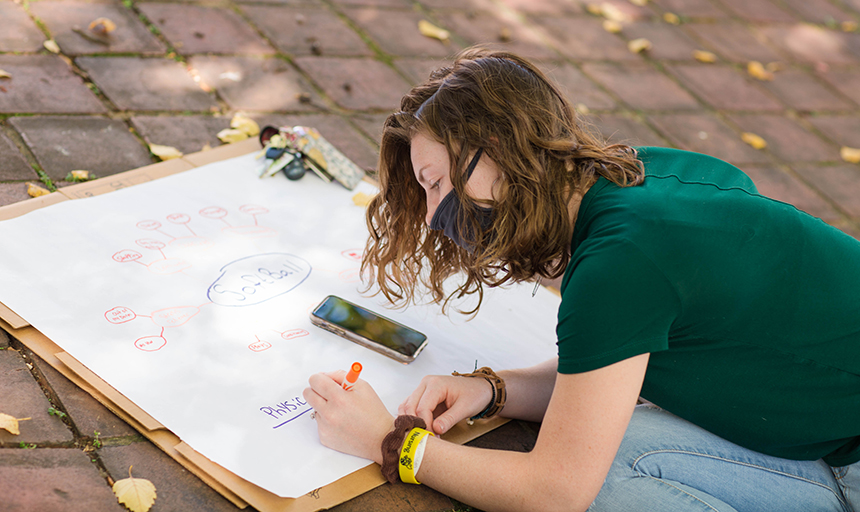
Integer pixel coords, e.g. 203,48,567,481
310,295,428,364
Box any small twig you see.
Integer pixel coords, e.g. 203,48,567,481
71,27,111,46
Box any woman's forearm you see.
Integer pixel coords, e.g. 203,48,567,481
498,357,558,422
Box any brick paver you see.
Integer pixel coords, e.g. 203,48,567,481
649,112,771,164
189,56,321,111
726,113,839,162
667,64,783,111
0,4,45,53
816,70,860,107
682,21,784,63
9,116,154,181
77,57,218,112
0,130,37,182
342,7,460,57
2,0,860,510
583,62,700,110
242,5,374,57
138,4,275,55
294,56,411,110
434,10,558,61
0,55,106,114
30,3,166,56
0,349,73,445
0,448,121,512
130,115,230,155
758,68,854,112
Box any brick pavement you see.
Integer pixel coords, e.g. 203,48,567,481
1,0,859,510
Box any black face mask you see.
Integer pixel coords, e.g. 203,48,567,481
429,148,494,250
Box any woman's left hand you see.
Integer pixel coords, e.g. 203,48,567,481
303,370,394,465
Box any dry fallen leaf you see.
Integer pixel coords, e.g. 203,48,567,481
27,183,51,198
663,12,681,25
230,113,260,137
418,20,450,42
741,132,768,150
351,191,374,207
586,3,603,15
68,170,92,181
43,40,60,54
602,20,623,33
600,3,629,22
842,21,858,32
149,144,183,161
0,69,11,80
113,466,157,512
628,38,652,54
841,146,860,164
747,61,774,81
88,17,117,35
0,413,31,435
201,143,212,152
693,50,717,63
217,128,248,144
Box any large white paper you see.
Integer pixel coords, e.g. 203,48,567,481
0,153,560,497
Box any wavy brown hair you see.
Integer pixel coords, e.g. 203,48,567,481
361,47,644,314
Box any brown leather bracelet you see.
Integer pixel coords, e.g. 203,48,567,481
380,415,426,484
451,366,507,422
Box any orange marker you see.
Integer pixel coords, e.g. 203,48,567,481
343,362,362,391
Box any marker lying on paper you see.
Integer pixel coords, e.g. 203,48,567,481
342,362,362,391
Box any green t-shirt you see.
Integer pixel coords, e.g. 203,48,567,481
557,146,860,466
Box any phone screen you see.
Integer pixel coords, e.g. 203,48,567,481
311,296,427,358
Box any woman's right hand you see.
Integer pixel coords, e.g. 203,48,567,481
398,374,494,435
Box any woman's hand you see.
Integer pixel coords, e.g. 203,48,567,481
398,374,493,435
303,370,394,465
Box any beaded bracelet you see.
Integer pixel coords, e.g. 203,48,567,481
380,415,426,484
451,366,507,424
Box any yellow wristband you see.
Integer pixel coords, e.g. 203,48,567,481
398,427,434,485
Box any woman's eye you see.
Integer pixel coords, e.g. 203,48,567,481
430,179,441,190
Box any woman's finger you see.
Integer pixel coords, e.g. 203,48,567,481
398,380,427,416
308,372,343,401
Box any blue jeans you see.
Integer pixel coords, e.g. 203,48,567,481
588,405,860,512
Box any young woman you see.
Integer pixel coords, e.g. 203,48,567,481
303,48,860,512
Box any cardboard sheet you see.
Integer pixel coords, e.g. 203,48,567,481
0,140,560,510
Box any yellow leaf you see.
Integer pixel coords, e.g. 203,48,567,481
629,0,647,5
693,50,717,63
230,114,260,137
43,40,60,54
663,12,681,25
418,20,449,42
0,413,31,435
842,21,858,33
70,170,90,180
201,143,212,152
586,3,603,15
88,17,117,35
841,146,860,164
575,102,590,115
351,191,374,207
113,467,157,512
27,183,50,198
741,132,768,150
628,38,652,54
217,128,248,144
149,144,183,161
602,19,623,33
0,69,11,80
600,3,629,22
747,61,774,81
